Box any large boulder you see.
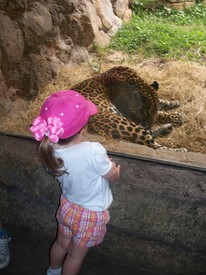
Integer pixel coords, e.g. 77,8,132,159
0,0,132,112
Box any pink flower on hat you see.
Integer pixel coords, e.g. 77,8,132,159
30,116,64,143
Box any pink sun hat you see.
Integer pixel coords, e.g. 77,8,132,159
30,90,98,143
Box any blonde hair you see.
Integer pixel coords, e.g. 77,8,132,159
39,126,86,177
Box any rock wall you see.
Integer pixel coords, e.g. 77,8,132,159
0,0,132,113
161,0,195,9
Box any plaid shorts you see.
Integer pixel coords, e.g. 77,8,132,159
56,196,110,247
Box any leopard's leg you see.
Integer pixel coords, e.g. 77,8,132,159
156,111,188,126
88,113,187,151
151,123,173,138
159,99,180,110
88,113,160,148
157,145,187,152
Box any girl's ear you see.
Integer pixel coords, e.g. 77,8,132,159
80,127,86,136
79,124,88,139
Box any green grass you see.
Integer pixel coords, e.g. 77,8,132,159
109,2,206,62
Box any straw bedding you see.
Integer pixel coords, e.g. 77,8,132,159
0,54,205,154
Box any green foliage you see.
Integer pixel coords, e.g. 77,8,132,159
109,3,206,62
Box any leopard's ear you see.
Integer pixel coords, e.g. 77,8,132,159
151,81,159,91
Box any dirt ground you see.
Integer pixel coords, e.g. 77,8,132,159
1,224,156,275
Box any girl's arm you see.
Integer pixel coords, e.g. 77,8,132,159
102,161,120,182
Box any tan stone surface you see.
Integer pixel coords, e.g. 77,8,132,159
0,0,130,100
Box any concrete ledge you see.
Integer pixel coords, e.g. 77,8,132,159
0,133,206,274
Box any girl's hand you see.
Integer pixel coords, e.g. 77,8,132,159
103,161,120,182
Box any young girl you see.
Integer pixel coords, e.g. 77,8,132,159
30,90,120,275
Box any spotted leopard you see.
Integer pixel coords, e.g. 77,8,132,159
71,66,187,151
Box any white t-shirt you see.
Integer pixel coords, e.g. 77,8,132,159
54,141,113,211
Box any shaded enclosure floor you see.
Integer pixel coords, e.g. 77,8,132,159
1,224,156,275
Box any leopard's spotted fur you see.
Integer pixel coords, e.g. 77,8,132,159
71,66,187,150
